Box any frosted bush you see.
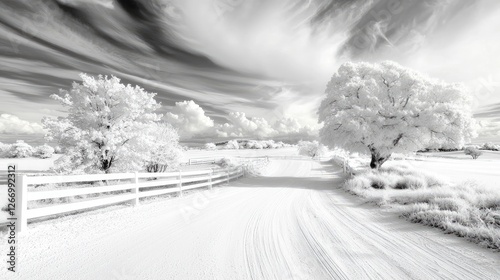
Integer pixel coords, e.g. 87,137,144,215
241,157,270,176
217,157,236,168
8,140,35,158
226,139,288,150
35,144,55,159
225,140,239,149
482,142,500,151
138,123,183,173
297,140,327,158
276,141,287,148
393,175,427,190
204,143,217,150
253,142,264,149
54,146,63,154
464,146,482,159
433,197,469,212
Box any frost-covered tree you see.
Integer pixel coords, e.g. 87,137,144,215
34,144,55,159
8,140,34,158
225,139,240,149
482,142,500,151
54,146,63,154
0,142,11,158
139,123,183,172
297,140,327,158
464,147,482,159
318,61,477,169
245,140,262,149
43,74,163,173
204,143,217,150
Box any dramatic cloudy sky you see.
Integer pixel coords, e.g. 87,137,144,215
0,0,499,145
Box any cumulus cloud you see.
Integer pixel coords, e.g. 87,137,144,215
273,117,303,135
164,100,214,138
165,100,316,140
0,114,45,135
224,112,277,138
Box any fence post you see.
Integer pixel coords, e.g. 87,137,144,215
131,172,140,206
17,174,28,232
178,170,183,197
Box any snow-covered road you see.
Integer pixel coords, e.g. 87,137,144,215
3,159,500,279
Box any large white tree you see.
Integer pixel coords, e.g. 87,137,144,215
318,61,477,169
43,73,174,173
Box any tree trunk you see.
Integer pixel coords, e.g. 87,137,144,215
369,147,391,169
102,159,112,173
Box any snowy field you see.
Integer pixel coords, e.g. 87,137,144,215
414,151,500,190
1,158,499,279
0,155,62,222
0,154,61,173
386,151,500,191
185,146,300,158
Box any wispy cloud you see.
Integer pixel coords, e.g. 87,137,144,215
0,0,499,143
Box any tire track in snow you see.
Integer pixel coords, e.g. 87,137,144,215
238,159,500,280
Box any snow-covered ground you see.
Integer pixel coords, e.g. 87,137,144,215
386,151,500,191
0,154,61,172
0,148,297,223
1,158,499,279
185,146,300,159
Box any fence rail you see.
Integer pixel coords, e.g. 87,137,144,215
14,166,244,232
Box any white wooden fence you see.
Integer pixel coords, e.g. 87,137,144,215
15,166,244,232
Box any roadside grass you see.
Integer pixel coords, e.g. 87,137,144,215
343,162,500,250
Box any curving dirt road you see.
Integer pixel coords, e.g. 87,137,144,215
3,159,500,279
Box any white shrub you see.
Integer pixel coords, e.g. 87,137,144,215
35,144,55,159
482,142,500,151
253,142,264,149
225,140,240,149
464,146,482,159
217,157,236,168
297,140,327,158
8,140,35,158
276,141,286,148
204,143,217,150
54,146,63,154
138,123,183,172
